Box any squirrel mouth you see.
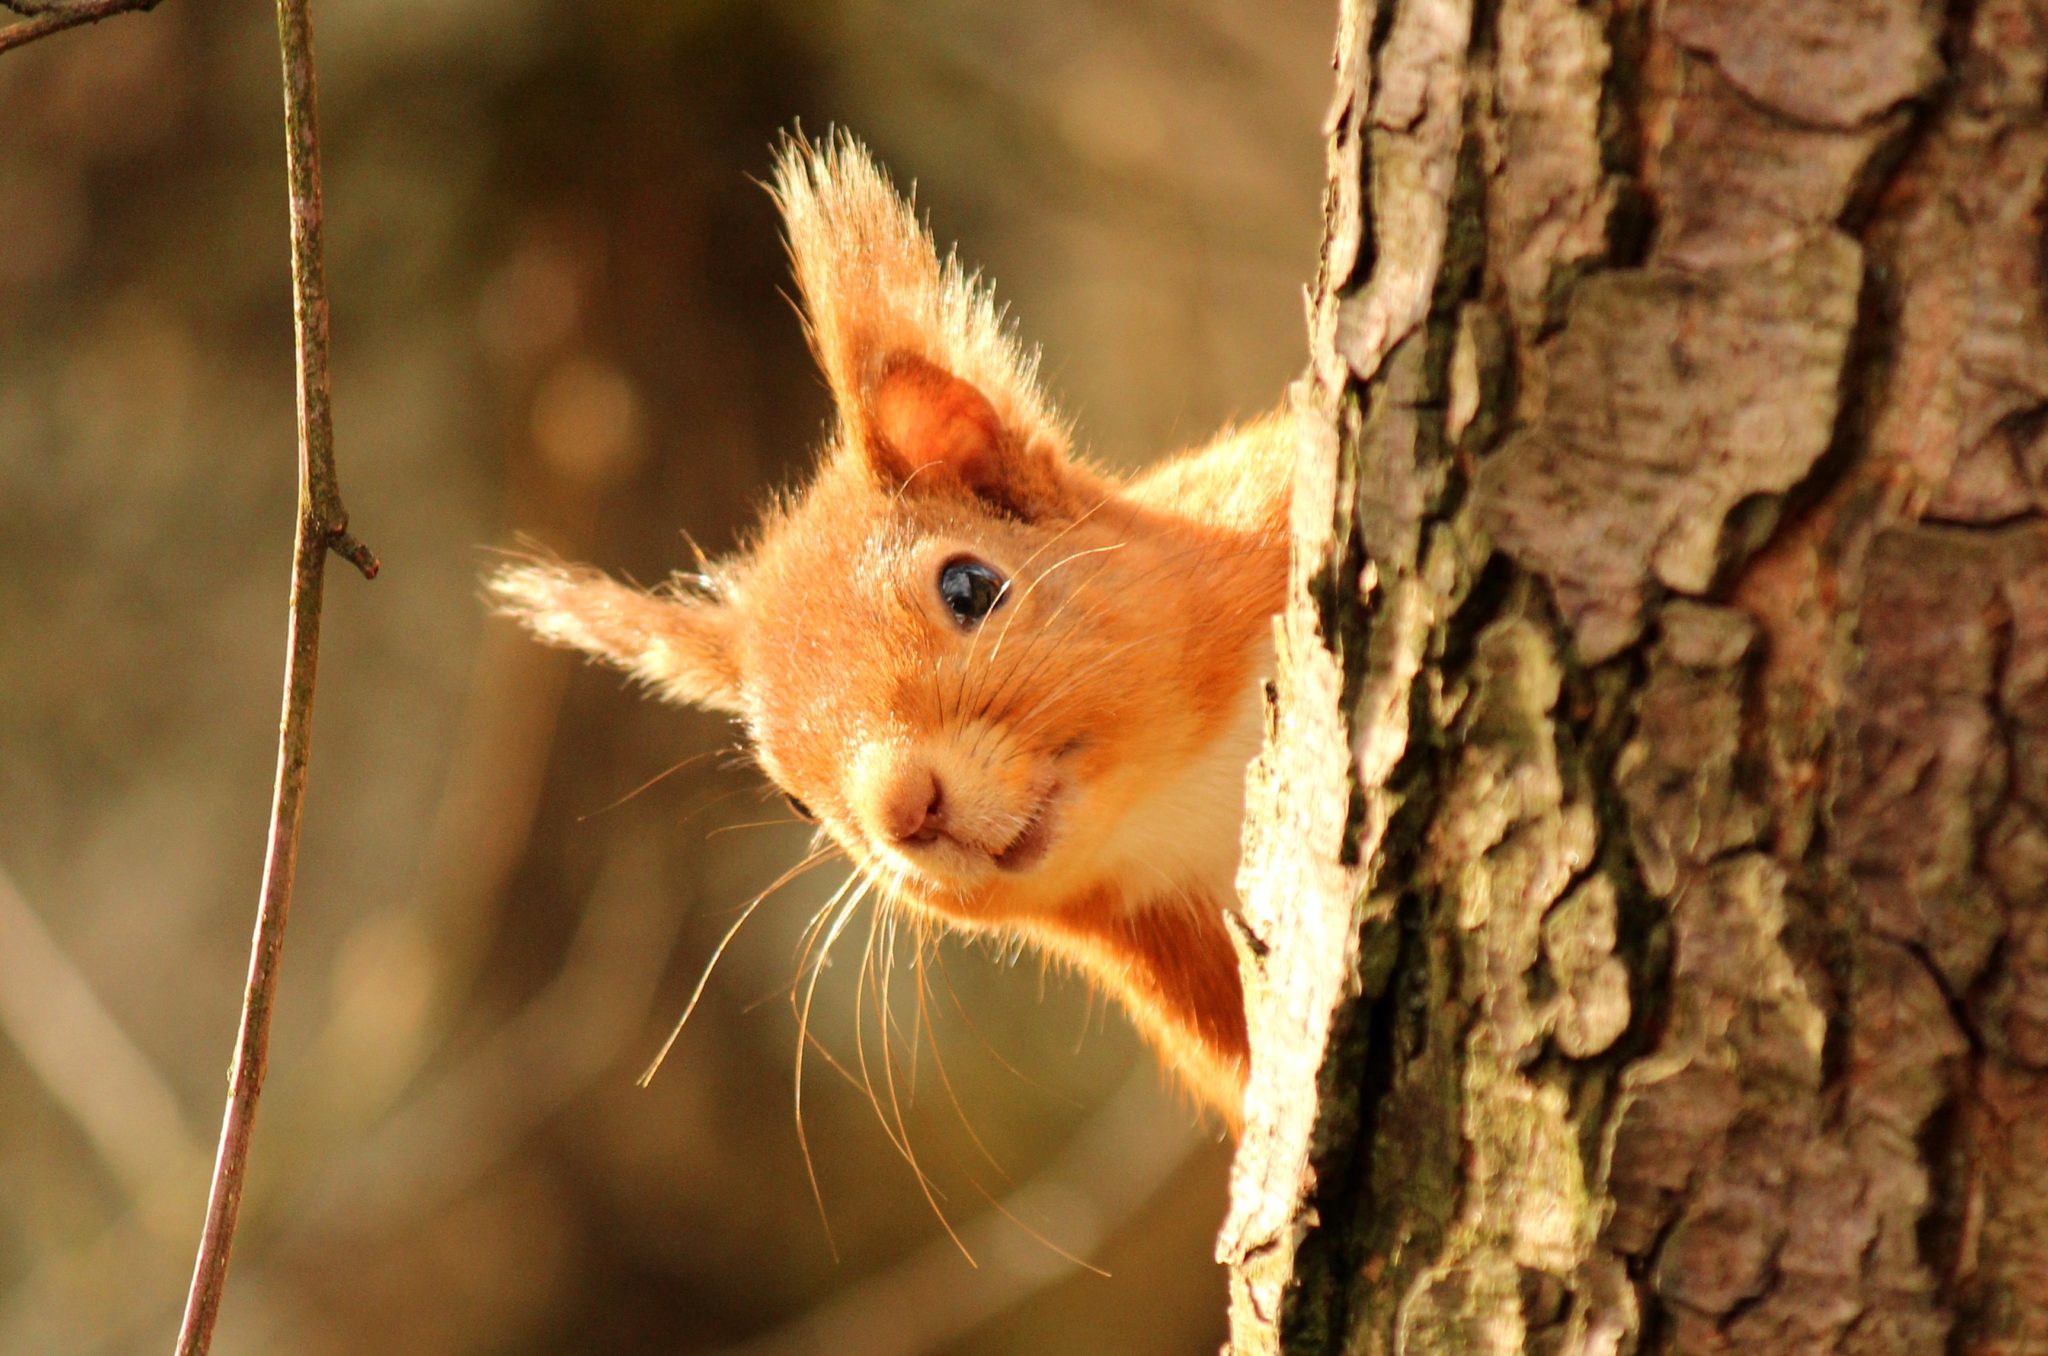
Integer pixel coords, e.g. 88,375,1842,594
992,790,1058,873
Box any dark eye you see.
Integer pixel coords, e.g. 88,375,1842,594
784,793,817,824
938,557,1006,628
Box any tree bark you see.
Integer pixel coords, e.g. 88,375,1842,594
1225,1,2048,1353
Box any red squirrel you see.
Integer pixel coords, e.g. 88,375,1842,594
490,134,1292,1126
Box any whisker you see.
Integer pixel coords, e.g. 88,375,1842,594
792,867,860,974
914,938,1012,1182
792,870,872,1260
990,631,1165,748
957,541,1125,734
576,747,723,821
931,946,1075,1103
893,912,924,1093
637,842,843,1086
858,903,974,1265
955,498,1111,701
986,543,1126,670
706,813,816,840
983,533,1277,741
962,543,1132,730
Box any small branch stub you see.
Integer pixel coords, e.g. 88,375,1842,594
330,523,380,580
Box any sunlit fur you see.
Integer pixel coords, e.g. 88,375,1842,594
770,134,1067,487
490,133,1291,1128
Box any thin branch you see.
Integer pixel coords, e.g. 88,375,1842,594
0,0,161,57
174,0,375,1352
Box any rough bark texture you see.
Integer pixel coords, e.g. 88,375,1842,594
1224,0,2048,1352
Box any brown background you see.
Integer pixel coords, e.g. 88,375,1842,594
0,3,1326,1353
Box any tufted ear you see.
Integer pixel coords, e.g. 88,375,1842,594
487,559,744,714
772,132,1076,516
867,352,1087,518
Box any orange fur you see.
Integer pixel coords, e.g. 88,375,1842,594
489,132,1292,1128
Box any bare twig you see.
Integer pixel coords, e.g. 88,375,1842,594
173,0,375,1352
0,0,161,57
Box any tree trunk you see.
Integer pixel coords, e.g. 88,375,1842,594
1223,1,2048,1352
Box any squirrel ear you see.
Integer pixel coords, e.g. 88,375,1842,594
866,353,1054,512
772,133,1074,513
487,559,745,715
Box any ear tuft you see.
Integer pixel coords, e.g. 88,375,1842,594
770,130,1069,471
487,557,745,714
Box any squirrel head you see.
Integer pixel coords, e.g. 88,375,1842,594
490,134,1259,931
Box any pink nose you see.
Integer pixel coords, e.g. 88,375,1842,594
877,766,945,844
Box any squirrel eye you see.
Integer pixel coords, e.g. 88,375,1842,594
784,792,818,824
938,557,1006,628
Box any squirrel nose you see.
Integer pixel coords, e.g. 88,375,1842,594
878,766,946,845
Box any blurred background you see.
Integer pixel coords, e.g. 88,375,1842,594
0,3,1327,1352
